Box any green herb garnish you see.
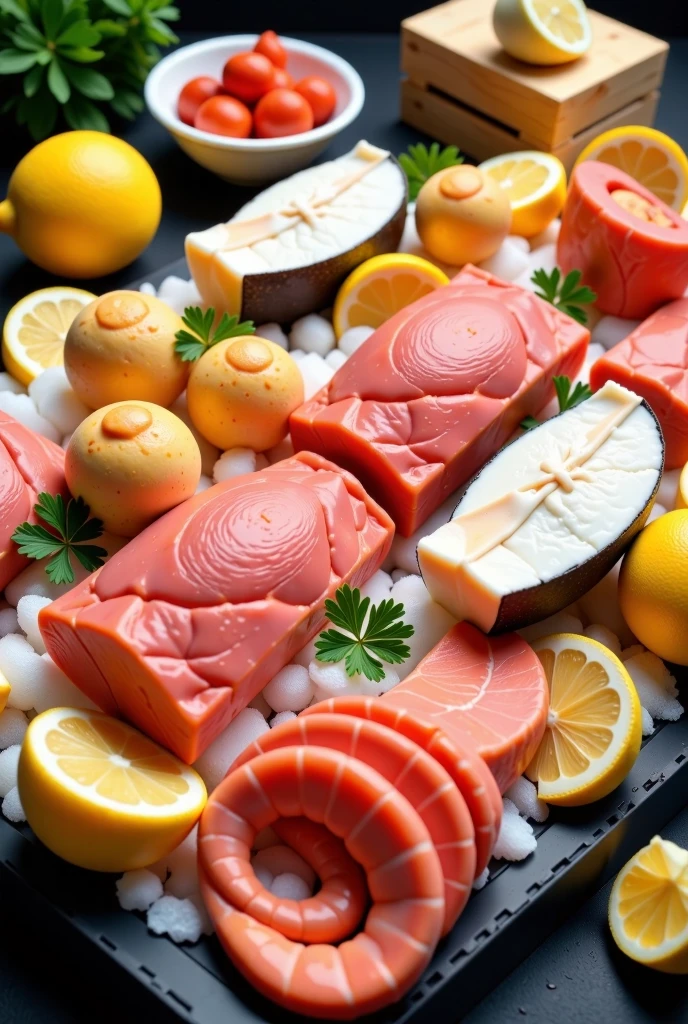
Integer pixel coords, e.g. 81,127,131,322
531,267,597,325
399,142,464,201
174,306,256,362
315,584,415,683
12,492,107,585
520,374,593,432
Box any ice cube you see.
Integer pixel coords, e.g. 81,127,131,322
271,872,312,900
504,776,549,823
263,664,313,713
338,326,374,357
0,709,28,749
2,786,25,822
213,448,256,483
116,869,164,912
193,708,269,792
591,316,641,351
492,798,537,861
289,314,336,357
297,352,334,401
583,624,621,657
0,744,21,797
479,238,529,282
256,323,288,349
0,392,60,442
17,595,52,654
147,895,203,944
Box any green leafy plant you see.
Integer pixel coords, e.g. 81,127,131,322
0,0,179,140
11,492,107,584
531,267,597,325
315,584,415,683
175,306,256,362
520,374,593,431
398,141,464,201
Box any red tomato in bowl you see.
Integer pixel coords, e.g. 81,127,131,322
195,95,252,138
253,89,314,138
178,76,223,126
254,30,287,69
272,67,294,89
295,76,337,127
223,52,275,105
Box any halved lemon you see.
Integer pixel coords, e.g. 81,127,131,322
526,633,642,805
479,151,567,237
18,707,206,872
332,253,449,338
575,126,688,211
609,836,688,973
2,286,95,386
0,670,9,714
493,0,592,66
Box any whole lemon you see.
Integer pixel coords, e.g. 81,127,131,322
619,510,688,665
0,132,161,278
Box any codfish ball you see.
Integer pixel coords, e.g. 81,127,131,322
187,336,304,452
65,401,201,537
64,291,189,410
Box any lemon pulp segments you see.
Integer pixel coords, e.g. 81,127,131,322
530,0,587,44
479,151,567,237
575,126,688,211
2,287,96,385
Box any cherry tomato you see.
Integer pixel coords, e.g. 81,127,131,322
194,95,252,138
223,51,275,105
254,30,287,69
178,76,223,127
272,67,294,89
294,76,337,127
253,88,314,139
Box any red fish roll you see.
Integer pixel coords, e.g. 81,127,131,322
199,745,445,1020
301,695,501,877
39,452,393,763
232,712,476,933
558,161,688,320
0,411,67,590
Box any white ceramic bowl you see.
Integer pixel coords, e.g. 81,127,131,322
145,35,365,185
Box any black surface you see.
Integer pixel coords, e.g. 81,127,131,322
1,27,688,1024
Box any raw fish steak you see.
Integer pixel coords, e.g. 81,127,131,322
0,411,67,590
382,623,548,792
590,299,688,469
39,453,393,762
291,265,589,535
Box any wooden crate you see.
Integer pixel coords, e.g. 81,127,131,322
401,0,668,169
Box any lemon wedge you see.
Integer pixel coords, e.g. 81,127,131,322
479,151,567,237
332,253,449,339
0,670,10,714
609,836,688,973
493,0,592,66
526,633,642,805
575,126,688,212
2,286,96,386
18,707,206,872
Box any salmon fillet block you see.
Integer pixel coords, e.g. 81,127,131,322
290,265,589,536
40,453,393,763
0,411,67,591
590,299,688,470
382,623,548,792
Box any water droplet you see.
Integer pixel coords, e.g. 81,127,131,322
546,982,556,990
518,1009,527,1016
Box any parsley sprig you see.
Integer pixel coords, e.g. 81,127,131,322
11,493,107,585
399,142,464,201
315,584,415,683
520,375,593,431
174,306,256,362
531,267,597,325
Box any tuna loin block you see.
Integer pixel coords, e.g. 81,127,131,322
40,453,394,762
382,623,548,793
0,411,67,591
290,265,589,536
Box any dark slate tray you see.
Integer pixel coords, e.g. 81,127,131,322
1,257,685,1023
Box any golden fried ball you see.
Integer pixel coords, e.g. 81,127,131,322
65,401,201,537
187,335,304,452
64,291,189,410
415,165,512,266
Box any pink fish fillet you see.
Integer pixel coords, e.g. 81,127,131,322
383,623,549,793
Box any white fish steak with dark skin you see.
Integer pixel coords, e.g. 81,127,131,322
417,381,664,634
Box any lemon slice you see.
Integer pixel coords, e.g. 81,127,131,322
2,286,95,386
0,670,10,714
525,633,642,805
332,253,449,339
18,707,206,872
479,151,567,238
575,126,688,212
609,836,688,973
677,462,688,510
493,0,592,66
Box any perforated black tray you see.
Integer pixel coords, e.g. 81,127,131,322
1,258,685,1023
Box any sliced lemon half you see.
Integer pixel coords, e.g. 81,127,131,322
332,253,449,339
2,286,95,386
479,151,567,237
18,707,206,872
575,126,688,212
493,0,592,67
609,836,688,973
526,633,642,806
0,670,10,714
